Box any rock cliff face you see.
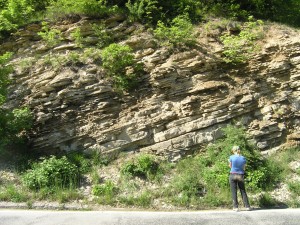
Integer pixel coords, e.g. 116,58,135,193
2,16,300,160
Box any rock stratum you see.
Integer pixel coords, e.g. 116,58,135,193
1,16,300,160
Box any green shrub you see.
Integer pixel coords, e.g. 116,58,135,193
0,0,34,37
126,0,161,25
101,43,142,91
120,154,159,180
71,28,84,48
288,182,300,196
154,14,196,47
92,180,117,196
38,22,63,47
3,107,33,144
92,23,114,48
66,151,91,174
220,16,264,64
92,180,118,205
258,193,278,208
168,169,205,206
22,156,79,190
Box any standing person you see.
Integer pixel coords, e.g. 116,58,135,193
229,145,251,211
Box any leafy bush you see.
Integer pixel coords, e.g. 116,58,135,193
120,154,159,180
101,43,142,91
220,17,264,64
22,156,79,190
126,0,161,25
0,0,34,37
66,151,91,174
38,22,63,47
153,14,196,47
3,107,33,142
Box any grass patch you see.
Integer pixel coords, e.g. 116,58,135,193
0,184,29,202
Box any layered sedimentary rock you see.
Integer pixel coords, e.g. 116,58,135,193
2,16,300,160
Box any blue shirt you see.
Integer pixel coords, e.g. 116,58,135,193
229,154,246,174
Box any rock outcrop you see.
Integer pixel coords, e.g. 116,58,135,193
2,16,300,160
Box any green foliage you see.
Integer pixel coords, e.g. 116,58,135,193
46,0,118,21
101,43,142,91
0,0,34,37
38,22,63,47
22,156,79,190
66,152,91,174
0,52,33,150
92,180,118,196
120,154,159,180
92,180,118,204
220,17,264,64
3,107,33,143
205,124,279,192
91,151,113,167
288,182,300,196
92,23,114,48
258,193,278,208
71,28,84,48
167,157,205,206
126,0,161,25
119,190,152,207
0,52,13,105
241,0,300,27
154,14,196,47
82,48,102,63
0,184,29,202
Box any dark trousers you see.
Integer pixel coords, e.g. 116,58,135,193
229,174,250,208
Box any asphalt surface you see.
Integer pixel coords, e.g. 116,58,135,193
1,208,300,225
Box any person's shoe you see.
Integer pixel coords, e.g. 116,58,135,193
244,207,252,211
233,208,239,212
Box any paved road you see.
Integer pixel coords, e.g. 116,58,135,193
0,208,300,225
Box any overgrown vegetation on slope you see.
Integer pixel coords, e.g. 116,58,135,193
0,0,299,210
1,126,299,209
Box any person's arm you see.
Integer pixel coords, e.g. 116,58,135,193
228,159,232,168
